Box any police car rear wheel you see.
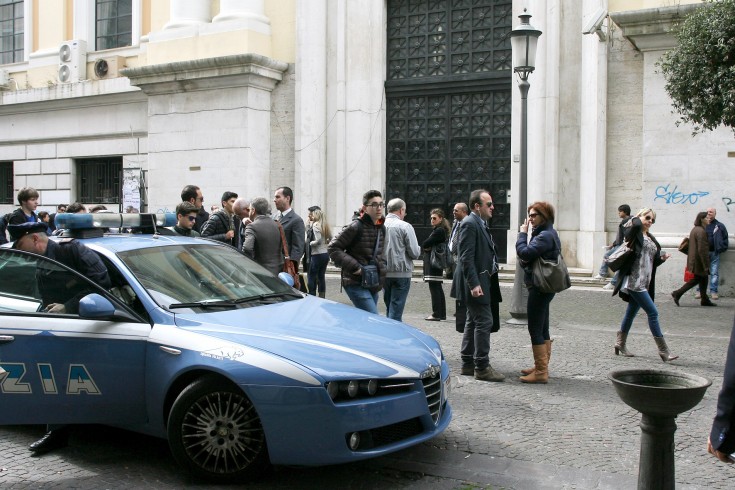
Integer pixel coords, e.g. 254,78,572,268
167,375,269,482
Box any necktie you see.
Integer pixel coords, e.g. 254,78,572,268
450,221,459,253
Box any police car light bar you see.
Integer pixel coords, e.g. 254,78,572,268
55,213,177,230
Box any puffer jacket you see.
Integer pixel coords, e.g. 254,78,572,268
328,213,386,292
516,221,561,288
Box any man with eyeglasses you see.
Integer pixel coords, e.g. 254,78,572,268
167,202,201,237
454,189,504,382
180,185,209,233
328,190,387,313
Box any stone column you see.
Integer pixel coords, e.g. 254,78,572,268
213,0,270,32
164,0,212,30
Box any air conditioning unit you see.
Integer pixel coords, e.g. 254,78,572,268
92,56,125,80
58,40,87,83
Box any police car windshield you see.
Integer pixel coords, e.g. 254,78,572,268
117,244,298,311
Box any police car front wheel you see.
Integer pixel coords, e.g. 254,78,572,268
167,374,269,482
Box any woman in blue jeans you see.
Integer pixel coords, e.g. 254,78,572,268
612,208,678,362
307,208,332,297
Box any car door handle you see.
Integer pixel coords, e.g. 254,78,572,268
159,346,181,355
0,335,14,344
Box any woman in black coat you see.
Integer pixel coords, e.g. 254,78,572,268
671,211,715,307
422,208,450,321
612,208,677,362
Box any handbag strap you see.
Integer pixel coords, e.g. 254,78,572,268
371,229,381,263
277,222,290,259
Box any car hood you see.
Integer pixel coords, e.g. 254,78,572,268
170,296,442,381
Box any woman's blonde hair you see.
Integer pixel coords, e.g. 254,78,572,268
635,208,656,220
311,208,332,242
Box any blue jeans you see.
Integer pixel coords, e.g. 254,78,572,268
460,302,493,370
527,287,554,345
308,253,329,294
383,277,411,321
619,289,663,337
344,284,379,314
710,251,720,293
599,245,621,286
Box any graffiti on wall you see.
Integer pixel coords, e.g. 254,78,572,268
654,184,710,205
723,197,734,212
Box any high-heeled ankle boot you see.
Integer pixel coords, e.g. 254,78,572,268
654,336,679,362
614,331,634,357
701,293,717,307
521,339,552,375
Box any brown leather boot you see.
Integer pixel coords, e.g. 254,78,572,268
520,345,548,384
522,339,552,375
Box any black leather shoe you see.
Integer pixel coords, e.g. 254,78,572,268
460,365,474,376
29,429,69,454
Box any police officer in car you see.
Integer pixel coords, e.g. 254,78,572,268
8,222,112,454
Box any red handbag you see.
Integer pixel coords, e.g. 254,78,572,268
684,267,694,283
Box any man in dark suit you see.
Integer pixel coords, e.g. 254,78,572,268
709,314,735,463
274,186,305,289
455,189,504,382
243,197,284,276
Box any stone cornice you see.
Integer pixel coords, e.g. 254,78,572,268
610,3,702,51
121,54,289,95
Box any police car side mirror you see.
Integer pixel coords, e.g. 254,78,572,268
79,293,139,322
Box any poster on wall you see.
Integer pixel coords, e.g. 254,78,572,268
122,169,141,213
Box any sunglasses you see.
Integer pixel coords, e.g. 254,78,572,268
528,213,539,218
486,201,494,207
187,216,197,222
644,216,655,223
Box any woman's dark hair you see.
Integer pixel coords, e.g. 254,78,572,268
527,201,555,224
694,211,708,227
430,208,451,236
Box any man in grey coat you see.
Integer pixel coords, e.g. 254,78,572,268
383,198,421,321
455,189,504,382
243,197,284,276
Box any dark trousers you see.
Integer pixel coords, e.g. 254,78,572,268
527,287,554,345
307,253,329,294
428,280,446,319
456,299,499,334
460,301,493,370
674,274,710,302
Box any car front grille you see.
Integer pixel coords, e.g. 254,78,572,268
422,373,442,424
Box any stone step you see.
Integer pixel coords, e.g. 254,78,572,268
324,261,611,289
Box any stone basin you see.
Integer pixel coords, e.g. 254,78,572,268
609,369,711,418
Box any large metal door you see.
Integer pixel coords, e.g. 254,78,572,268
385,0,512,261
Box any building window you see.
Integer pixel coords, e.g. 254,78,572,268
0,161,12,204
96,0,132,50
78,157,122,204
0,0,23,64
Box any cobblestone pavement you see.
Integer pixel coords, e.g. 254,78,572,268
1,276,734,489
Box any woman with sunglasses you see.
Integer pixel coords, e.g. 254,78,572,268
422,208,451,321
612,208,678,361
516,201,560,383
671,211,716,307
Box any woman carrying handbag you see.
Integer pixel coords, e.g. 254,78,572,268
612,208,678,362
671,211,716,307
515,201,561,384
422,208,450,321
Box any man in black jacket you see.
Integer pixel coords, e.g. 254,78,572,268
180,185,209,233
8,221,111,455
201,191,241,247
328,190,386,313
595,204,631,291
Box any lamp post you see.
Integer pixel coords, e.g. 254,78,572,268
508,10,542,324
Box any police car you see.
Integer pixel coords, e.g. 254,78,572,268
0,213,451,482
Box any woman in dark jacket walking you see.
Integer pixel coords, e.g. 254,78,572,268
612,208,678,361
671,211,715,307
422,208,450,321
516,201,560,384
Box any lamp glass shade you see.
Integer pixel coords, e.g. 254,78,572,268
510,33,539,72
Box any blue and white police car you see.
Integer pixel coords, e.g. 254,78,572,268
0,213,451,482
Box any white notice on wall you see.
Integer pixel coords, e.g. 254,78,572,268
122,169,141,213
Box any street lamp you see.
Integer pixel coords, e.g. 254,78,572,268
508,10,542,324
